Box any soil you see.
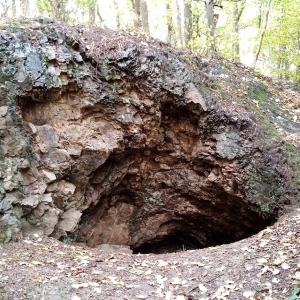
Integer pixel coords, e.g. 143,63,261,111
0,209,299,300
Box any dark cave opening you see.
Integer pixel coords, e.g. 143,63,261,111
130,212,272,255
131,223,269,254
132,231,205,254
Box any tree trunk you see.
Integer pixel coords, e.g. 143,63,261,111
253,0,272,66
184,0,192,48
113,0,120,30
232,0,245,61
88,0,96,24
205,0,216,54
50,0,67,22
232,2,239,60
12,0,16,17
20,0,29,17
176,0,183,47
141,0,150,33
134,0,142,28
0,1,9,18
166,2,174,45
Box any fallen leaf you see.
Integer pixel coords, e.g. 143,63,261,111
199,283,208,293
105,276,124,286
171,277,181,285
32,275,46,282
243,290,255,298
216,266,226,272
72,283,89,289
94,287,101,294
272,278,280,283
272,268,280,275
165,291,173,300
192,262,205,267
158,260,168,267
273,258,282,265
32,261,44,266
88,281,100,287
155,287,163,297
281,262,290,270
141,261,149,267
156,275,167,285
259,241,268,247
257,258,268,265
49,276,58,281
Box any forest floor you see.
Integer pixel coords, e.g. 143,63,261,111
0,209,299,300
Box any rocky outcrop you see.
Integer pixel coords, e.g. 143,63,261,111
0,19,297,252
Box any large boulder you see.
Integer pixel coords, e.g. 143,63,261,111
0,19,298,252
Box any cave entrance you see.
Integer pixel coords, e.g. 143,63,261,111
132,231,205,254
130,212,272,255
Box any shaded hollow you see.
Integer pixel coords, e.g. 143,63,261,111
132,231,204,254
128,203,272,254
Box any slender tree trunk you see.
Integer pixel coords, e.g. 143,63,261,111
184,0,192,48
141,0,149,33
21,0,29,17
0,2,9,18
113,0,120,29
232,0,246,61
50,0,67,21
134,0,142,28
205,0,216,53
257,0,263,29
253,0,272,66
166,2,174,45
88,0,96,24
232,2,239,60
12,0,16,17
176,0,183,47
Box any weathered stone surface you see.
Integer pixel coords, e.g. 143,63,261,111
57,208,82,234
0,20,298,252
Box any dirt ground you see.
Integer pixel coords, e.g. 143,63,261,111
0,209,299,300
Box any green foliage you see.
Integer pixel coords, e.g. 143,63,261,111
36,0,52,16
260,0,300,82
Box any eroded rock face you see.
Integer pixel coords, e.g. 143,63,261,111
0,20,296,251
